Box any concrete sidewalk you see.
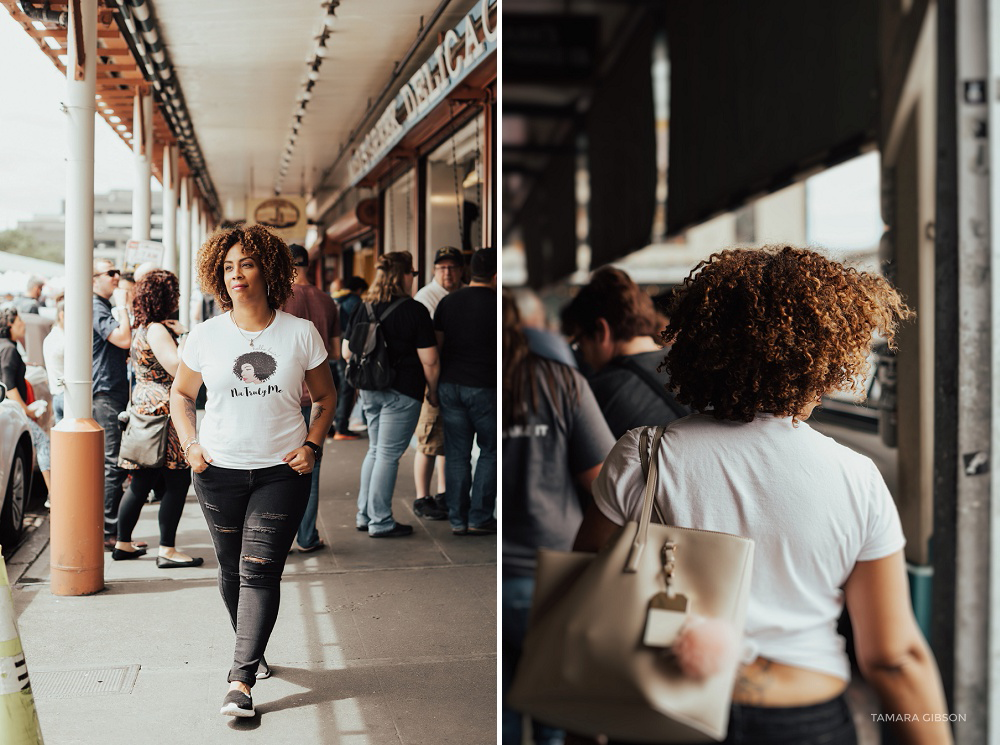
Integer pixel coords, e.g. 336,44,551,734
9,437,497,744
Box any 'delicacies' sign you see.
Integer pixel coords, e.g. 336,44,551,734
349,0,497,184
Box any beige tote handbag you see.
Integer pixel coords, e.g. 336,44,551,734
507,426,755,743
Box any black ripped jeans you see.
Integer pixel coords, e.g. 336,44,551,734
192,463,310,687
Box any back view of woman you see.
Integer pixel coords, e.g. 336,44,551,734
347,251,439,537
575,247,952,745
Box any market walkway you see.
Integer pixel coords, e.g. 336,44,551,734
9,437,497,744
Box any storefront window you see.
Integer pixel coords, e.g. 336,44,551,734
425,114,485,283
383,168,416,255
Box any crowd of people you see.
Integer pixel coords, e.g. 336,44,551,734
503,248,953,745
0,230,497,719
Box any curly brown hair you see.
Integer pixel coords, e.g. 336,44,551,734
132,269,179,328
662,246,913,422
196,224,294,311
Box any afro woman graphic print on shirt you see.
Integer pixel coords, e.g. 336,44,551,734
233,351,278,384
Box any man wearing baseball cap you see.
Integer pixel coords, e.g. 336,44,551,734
411,246,466,520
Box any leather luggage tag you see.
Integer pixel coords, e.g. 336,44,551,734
644,591,689,647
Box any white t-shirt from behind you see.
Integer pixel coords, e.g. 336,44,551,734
592,413,906,682
181,310,327,469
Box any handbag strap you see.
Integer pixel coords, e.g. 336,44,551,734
638,428,667,526
626,425,667,573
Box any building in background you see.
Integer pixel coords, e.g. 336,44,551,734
16,189,162,267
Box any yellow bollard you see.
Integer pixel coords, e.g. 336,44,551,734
0,553,43,744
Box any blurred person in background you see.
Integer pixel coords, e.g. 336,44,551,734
92,258,136,551
561,266,687,439
42,300,66,423
513,289,576,369
113,270,202,567
0,305,51,493
411,246,465,521
435,248,497,535
282,244,340,553
13,276,43,315
502,292,615,745
332,276,369,439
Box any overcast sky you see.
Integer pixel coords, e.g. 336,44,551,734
0,8,140,231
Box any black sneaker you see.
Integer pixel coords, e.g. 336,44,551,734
220,690,255,717
370,523,414,538
432,493,448,513
413,497,447,520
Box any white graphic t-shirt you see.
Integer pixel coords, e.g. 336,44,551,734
182,310,328,469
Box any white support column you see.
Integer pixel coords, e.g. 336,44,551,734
987,0,1000,738
63,0,97,422
179,177,191,328
131,88,152,243
190,195,201,325
162,144,177,273
954,0,991,740
51,0,104,598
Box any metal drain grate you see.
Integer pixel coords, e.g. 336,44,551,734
31,665,140,699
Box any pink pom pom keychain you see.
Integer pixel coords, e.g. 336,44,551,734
672,616,740,680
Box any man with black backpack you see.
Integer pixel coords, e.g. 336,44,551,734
559,266,689,439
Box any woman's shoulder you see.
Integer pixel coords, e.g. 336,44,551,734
276,309,320,333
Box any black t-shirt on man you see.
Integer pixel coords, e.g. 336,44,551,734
434,286,496,389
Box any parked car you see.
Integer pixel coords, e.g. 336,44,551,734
0,382,33,555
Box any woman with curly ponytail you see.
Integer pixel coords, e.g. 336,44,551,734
574,247,951,745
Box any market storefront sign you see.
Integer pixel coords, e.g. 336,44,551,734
349,0,497,185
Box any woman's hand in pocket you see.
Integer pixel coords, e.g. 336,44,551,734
187,443,213,473
283,446,315,476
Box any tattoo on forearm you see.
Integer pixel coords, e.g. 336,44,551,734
309,404,327,428
182,395,197,431
733,661,773,705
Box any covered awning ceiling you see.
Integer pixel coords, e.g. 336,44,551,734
503,0,879,287
4,0,493,225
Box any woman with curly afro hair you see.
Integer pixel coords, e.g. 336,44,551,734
575,247,951,745
170,224,336,718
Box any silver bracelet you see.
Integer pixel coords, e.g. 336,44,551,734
182,438,199,457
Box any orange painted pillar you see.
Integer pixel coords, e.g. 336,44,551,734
49,420,105,596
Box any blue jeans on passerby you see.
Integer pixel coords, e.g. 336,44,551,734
503,575,565,745
297,406,322,549
93,392,129,539
439,382,497,531
356,389,421,534
52,392,64,424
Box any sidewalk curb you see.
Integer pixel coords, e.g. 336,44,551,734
7,514,50,587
